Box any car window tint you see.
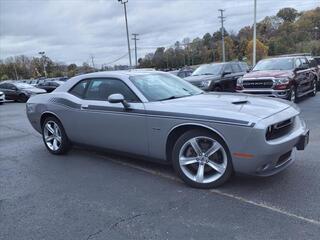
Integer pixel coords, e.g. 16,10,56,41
224,64,232,73
0,83,8,89
294,58,302,68
69,79,90,98
84,78,139,102
300,58,307,66
231,63,241,73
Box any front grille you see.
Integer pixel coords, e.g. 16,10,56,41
266,118,294,140
242,79,273,89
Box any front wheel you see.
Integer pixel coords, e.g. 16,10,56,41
42,117,71,154
310,80,317,97
288,86,297,103
172,129,233,188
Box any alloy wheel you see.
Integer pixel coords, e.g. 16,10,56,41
178,136,227,184
290,87,296,102
44,121,62,151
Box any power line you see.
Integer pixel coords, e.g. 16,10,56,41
218,9,226,62
104,52,129,65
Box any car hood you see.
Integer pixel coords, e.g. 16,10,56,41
184,75,220,82
147,93,297,125
244,70,293,79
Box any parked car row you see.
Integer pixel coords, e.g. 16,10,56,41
0,81,47,102
182,54,318,103
184,61,249,92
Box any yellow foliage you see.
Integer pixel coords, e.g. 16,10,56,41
246,39,268,64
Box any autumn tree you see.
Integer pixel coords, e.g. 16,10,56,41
245,39,268,64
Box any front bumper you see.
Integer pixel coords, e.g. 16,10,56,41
232,110,309,177
237,89,290,99
0,94,5,102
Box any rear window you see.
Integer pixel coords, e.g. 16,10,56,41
69,79,90,98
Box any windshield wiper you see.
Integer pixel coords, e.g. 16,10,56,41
159,95,190,101
201,73,214,75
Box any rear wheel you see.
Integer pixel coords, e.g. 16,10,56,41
18,94,28,103
213,86,222,92
172,129,233,188
42,117,71,154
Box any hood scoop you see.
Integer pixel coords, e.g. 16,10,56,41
232,100,249,105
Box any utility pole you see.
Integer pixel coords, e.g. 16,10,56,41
218,9,226,62
38,51,47,77
253,0,257,66
132,33,139,68
118,0,132,68
90,55,95,69
13,63,18,80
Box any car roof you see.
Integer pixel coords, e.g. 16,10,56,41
75,70,165,79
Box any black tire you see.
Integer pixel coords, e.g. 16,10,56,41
172,129,233,189
287,85,297,103
18,94,28,103
42,116,71,154
213,86,222,92
310,80,317,97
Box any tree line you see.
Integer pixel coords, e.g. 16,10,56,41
138,7,320,69
0,7,319,80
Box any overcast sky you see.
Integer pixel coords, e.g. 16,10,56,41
0,0,318,67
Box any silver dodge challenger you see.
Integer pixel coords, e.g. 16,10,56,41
26,71,309,188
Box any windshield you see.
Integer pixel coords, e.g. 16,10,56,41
130,73,202,101
253,58,294,71
15,83,35,89
192,64,223,76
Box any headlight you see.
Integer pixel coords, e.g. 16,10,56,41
237,77,243,84
274,78,289,85
201,80,211,88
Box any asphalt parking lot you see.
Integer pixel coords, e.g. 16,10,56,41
1,95,320,240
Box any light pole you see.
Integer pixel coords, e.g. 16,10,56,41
38,51,47,77
253,0,257,66
132,33,139,67
218,9,226,62
118,0,132,68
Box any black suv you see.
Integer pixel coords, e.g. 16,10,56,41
184,62,248,92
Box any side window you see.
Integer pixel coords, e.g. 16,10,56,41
223,64,232,73
0,83,8,89
300,58,308,67
69,79,90,98
84,78,139,102
294,58,302,68
231,63,242,73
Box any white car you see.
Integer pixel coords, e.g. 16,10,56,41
0,91,5,104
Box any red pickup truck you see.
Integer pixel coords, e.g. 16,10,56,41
236,55,318,102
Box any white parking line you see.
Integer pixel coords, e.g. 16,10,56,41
95,153,320,226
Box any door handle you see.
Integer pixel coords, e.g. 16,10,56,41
81,104,88,110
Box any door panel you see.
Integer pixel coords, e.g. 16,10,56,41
75,100,148,156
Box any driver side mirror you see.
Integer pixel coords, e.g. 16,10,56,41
108,93,131,109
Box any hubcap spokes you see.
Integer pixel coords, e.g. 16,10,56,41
179,137,227,184
44,121,61,151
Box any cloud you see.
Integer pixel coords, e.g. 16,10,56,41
0,0,317,66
